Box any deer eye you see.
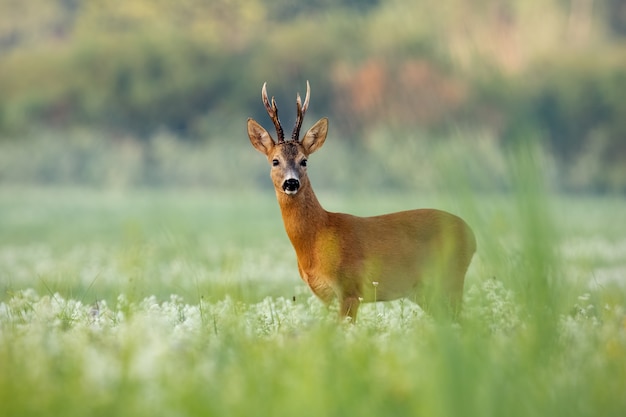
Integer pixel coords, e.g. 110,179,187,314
272,159,279,167
300,159,307,167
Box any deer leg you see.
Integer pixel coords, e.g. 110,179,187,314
340,296,361,323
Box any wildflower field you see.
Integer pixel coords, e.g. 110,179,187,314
1,186,625,417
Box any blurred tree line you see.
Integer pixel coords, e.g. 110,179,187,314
0,0,625,191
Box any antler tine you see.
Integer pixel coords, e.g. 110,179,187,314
291,81,311,141
261,82,285,143
302,80,311,113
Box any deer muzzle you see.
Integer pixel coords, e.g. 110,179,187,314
282,178,300,194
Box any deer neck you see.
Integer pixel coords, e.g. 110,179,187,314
276,184,328,254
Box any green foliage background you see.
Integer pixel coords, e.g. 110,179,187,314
0,0,625,191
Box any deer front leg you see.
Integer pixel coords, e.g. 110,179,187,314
340,296,361,322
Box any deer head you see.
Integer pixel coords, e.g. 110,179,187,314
247,82,328,196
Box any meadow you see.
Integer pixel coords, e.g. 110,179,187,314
1,184,625,417
2,0,625,413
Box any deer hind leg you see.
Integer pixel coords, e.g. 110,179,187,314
445,279,465,320
340,296,361,323
416,260,466,321
443,250,475,320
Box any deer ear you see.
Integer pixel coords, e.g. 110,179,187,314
247,118,275,155
301,118,328,154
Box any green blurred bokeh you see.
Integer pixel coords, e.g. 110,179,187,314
0,0,625,192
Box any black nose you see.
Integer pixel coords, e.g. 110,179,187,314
283,179,300,193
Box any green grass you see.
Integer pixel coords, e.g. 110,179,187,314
1,185,625,417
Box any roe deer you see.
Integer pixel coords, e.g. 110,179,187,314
247,82,476,321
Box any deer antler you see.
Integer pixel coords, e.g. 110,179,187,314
261,82,285,143
291,81,311,142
